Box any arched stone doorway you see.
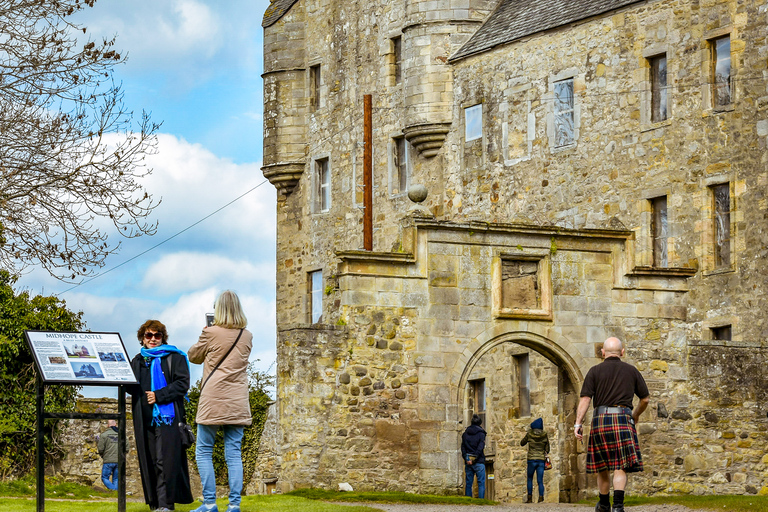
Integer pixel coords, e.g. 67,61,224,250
453,330,586,503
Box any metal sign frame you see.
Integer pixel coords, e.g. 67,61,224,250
26,330,133,512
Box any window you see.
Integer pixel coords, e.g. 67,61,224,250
391,36,402,85
316,158,330,212
308,270,323,323
516,354,531,417
711,36,731,107
651,196,668,267
469,378,486,428
554,78,575,147
712,183,730,267
650,54,668,122
464,104,482,142
309,64,321,112
711,325,732,341
392,137,409,195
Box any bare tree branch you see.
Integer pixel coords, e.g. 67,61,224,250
0,0,160,281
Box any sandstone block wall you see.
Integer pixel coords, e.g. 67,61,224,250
260,0,768,501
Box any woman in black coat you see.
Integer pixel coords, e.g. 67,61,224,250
128,319,194,512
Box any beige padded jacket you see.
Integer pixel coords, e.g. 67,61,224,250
188,326,253,426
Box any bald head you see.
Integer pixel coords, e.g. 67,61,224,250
602,337,624,358
108,420,117,428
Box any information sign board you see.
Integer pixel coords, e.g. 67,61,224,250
25,331,137,385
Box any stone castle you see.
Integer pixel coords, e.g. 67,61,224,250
257,0,768,502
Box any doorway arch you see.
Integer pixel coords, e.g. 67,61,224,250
451,327,588,503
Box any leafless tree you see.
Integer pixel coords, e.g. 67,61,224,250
0,0,160,281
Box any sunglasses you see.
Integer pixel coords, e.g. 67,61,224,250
143,332,163,340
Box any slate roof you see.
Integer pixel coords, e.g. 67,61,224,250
263,0,301,28
451,0,646,61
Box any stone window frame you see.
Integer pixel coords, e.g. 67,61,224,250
501,82,535,166
546,68,582,153
311,154,332,214
640,45,674,130
700,26,736,114
701,173,737,276
491,249,552,320
387,133,410,198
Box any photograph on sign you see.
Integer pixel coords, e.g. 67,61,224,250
24,331,138,385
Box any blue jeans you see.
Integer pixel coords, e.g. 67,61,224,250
196,424,245,506
527,459,545,497
101,463,118,490
464,461,485,499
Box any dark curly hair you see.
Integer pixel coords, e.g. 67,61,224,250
136,319,168,346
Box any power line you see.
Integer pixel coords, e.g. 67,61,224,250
57,179,269,296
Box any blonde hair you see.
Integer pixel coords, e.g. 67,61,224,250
213,290,247,329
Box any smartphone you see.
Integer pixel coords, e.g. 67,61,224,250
205,313,215,327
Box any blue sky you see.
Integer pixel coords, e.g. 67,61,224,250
17,0,276,395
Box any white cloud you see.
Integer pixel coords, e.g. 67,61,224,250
144,133,276,245
72,0,267,85
141,252,274,294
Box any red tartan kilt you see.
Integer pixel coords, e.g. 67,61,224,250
586,412,643,474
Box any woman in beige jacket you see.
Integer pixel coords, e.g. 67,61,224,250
188,290,253,512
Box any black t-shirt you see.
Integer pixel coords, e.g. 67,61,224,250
580,357,649,409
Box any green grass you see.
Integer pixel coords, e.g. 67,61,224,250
287,488,495,505
0,476,115,500
622,494,768,512
0,495,383,512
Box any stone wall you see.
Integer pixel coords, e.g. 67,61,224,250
55,398,203,499
260,0,768,502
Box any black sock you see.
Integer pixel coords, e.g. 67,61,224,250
613,490,625,506
599,493,610,506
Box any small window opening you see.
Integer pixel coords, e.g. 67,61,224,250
516,354,531,417
465,104,482,142
650,54,668,122
711,325,731,341
469,378,486,428
712,183,730,267
554,78,575,147
316,158,330,212
392,36,402,84
308,270,323,324
651,196,668,267
393,137,409,195
711,36,731,107
309,64,321,112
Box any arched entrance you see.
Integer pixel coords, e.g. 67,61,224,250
453,329,586,503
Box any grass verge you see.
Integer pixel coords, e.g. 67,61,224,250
0,495,382,512
623,494,768,512
287,488,495,505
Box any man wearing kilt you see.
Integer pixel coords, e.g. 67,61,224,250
574,337,650,512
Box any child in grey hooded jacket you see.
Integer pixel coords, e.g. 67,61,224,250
520,417,550,503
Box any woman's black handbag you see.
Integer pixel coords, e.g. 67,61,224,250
178,421,196,449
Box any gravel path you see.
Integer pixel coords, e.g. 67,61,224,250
341,503,709,512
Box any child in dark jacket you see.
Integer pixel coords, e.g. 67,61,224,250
520,417,550,503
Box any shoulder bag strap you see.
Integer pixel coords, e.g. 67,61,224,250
199,328,244,395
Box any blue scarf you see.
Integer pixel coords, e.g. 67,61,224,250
140,345,189,426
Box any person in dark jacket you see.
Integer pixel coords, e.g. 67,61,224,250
128,320,194,512
520,417,550,503
461,414,487,499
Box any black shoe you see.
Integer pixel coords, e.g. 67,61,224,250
595,504,611,512
612,506,624,512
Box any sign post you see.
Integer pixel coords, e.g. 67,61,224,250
25,331,138,512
